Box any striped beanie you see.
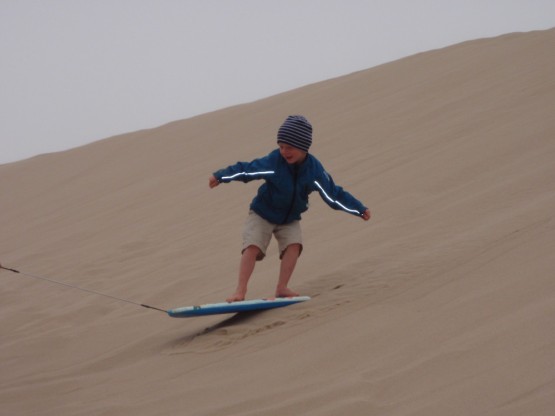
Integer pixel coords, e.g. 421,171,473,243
277,115,312,152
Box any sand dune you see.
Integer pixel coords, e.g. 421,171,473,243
1,28,554,415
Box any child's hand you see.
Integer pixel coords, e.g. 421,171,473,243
209,175,220,188
362,209,371,221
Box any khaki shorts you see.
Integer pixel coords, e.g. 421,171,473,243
242,211,303,261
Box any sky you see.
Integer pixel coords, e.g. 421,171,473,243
1,1,554,164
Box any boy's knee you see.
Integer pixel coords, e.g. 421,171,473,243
288,243,301,253
281,243,302,259
243,244,264,261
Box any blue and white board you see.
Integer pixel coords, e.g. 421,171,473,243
167,296,310,318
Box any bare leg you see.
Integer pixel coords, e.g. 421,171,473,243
276,243,301,298
227,245,260,302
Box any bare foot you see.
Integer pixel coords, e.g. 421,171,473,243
275,287,299,298
226,292,246,303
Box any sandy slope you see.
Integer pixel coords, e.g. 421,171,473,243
1,29,554,415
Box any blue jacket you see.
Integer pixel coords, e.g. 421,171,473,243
213,149,367,224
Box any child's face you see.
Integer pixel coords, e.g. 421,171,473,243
278,143,307,165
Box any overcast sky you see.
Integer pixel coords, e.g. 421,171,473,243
1,1,554,164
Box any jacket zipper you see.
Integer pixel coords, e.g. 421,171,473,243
283,164,299,224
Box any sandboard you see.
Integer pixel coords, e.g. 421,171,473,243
167,296,310,318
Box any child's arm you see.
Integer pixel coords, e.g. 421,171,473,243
210,151,277,187
314,169,369,220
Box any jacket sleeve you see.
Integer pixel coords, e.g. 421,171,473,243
213,151,276,184
313,168,367,218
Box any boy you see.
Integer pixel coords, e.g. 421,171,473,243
209,115,370,302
